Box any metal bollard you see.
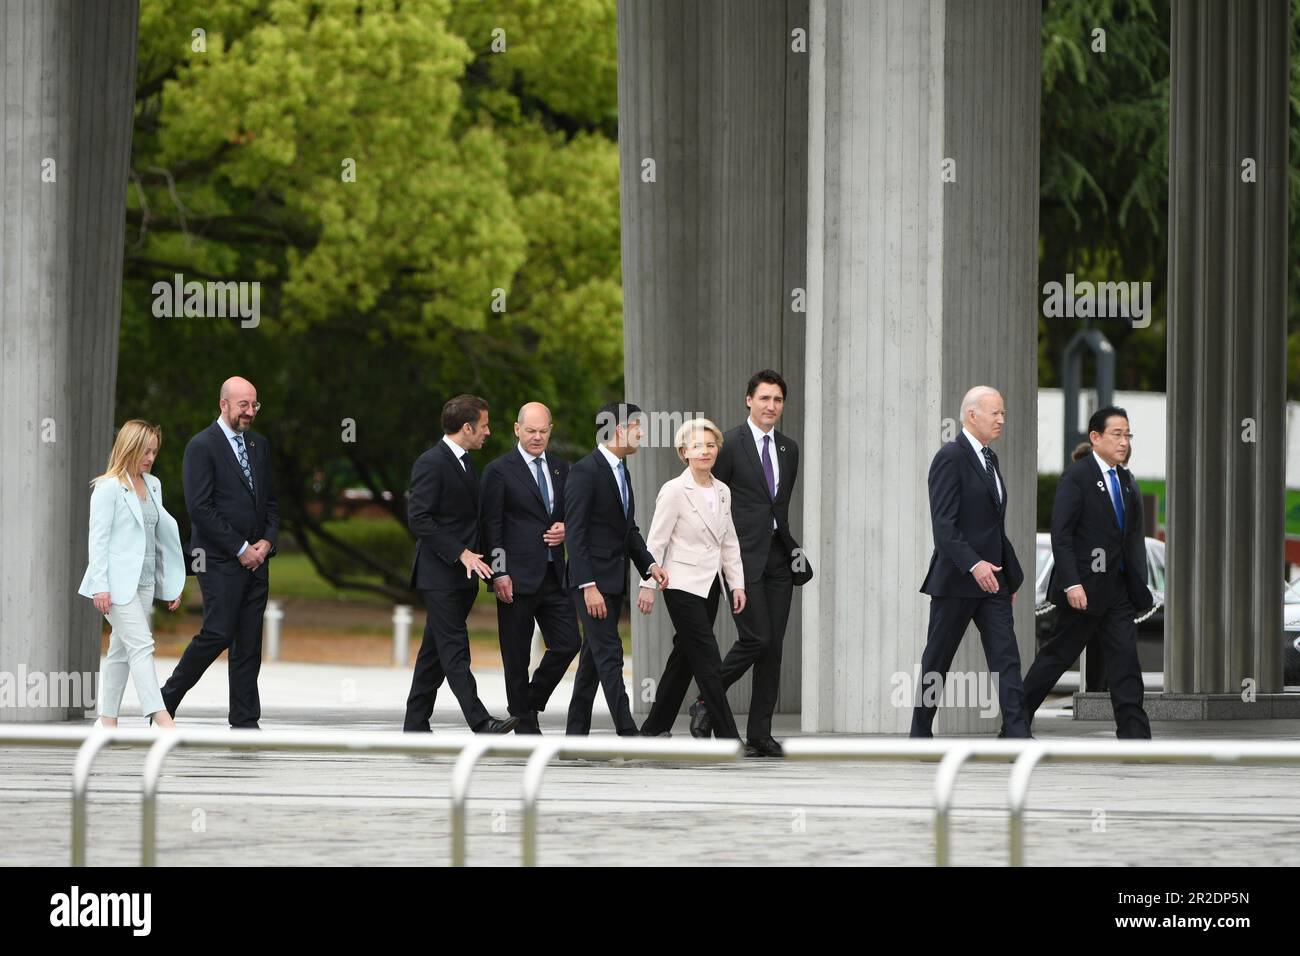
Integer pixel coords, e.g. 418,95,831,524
264,600,283,661
392,605,413,667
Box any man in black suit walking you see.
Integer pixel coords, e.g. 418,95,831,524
404,395,516,734
479,401,580,734
565,402,667,736
690,369,810,757
162,376,278,728
911,385,1031,738
1023,406,1152,738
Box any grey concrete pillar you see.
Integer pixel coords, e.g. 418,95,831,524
1165,0,1289,697
618,0,809,718
803,0,1041,732
0,0,140,720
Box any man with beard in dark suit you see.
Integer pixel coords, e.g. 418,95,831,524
1023,406,1153,739
162,376,279,728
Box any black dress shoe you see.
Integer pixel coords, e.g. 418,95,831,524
515,718,542,735
688,696,711,738
639,729,671,737
477,715,520,734
743,737,784,758
230,723,260,730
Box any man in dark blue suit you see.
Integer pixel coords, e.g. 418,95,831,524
564,402,667,735
162,376,279,728
403,395,516,734
1023,406,1152,738
911,385,1030,738
479,402,580,734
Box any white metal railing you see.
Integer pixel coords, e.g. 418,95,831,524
782,736,1300,865
0,725,739,867
5,726,1299,866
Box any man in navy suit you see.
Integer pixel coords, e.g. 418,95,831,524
162,376,279,728
564,402,667,735
478,402,580,734
911,385,1030,738
1023,406,1152,738
403,395,516,734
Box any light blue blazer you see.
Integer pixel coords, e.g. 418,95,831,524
77,474,186,605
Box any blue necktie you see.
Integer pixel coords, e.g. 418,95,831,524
533,458,554,562
234,434,253,491
617,460,629,517
1107,468,1125,531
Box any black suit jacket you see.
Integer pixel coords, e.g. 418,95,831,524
919,437,1023,597
712,423,804,584
183,422,279,576
1046,455,1153,615
408,439,481,591
563,449,655,595
479,448,570,594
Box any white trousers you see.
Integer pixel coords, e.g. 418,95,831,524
98,579,165,718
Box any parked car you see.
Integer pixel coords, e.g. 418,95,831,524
1033,532,1165,672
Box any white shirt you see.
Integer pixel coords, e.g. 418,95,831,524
700,484,718,514
961,427,1002,574
518,443,555,511
442,434,469,470
748,417,780,530
215,417,251,556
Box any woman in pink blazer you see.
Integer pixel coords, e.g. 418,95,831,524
636,419,747,740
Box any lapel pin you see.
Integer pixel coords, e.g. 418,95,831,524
780,446,786,452
1096,481,1105,491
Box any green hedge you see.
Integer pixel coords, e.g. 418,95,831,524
314,518,415,580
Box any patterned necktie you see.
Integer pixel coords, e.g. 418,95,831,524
234,434,253,491
761,435,776,499
617,460,629,517
981,446,998,502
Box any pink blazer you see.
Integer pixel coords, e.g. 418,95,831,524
640,468,745,599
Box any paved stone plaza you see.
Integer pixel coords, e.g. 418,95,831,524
2,658,1297,867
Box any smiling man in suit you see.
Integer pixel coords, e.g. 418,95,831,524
161,376,278,728
1023,406,1152,738
911,385,1031,739
404,395,517,734
478,402,580,734
564,402,668,736
690,369,810,757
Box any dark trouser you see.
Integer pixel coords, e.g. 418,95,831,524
404,587,490,731
162,566,268,728
909,589,1030,738
497,563,581,725
1084,635,1108,691
718,536,793,740
566,590,638,736
641,586,742,739
1024,596,1150,739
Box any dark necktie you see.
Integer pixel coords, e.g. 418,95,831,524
761,435,776,499
981,446,999,502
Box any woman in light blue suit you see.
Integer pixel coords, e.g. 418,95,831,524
77,420,185,728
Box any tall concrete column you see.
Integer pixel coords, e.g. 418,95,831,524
1,1,140,720
618,0,809,717
803,0,1041,732
1164,0,1289,703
